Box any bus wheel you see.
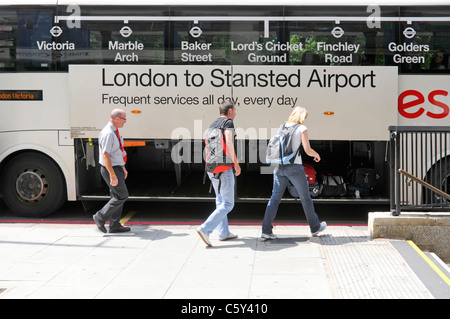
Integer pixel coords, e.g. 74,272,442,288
422,158,450,205
1,152,66,217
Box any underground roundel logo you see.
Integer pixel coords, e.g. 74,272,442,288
403,27,416,39
331,26,344,38
120,26,133,38
50,26,63,37
189,26,202,38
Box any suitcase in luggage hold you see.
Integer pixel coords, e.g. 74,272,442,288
320,175,347,197
348,168,379,190
303,163,316,184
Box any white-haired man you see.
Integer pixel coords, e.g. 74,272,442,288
93,108,131,233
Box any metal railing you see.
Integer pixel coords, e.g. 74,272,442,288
389,126,450,216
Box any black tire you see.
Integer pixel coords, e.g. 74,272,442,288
422,158,450,205
1,152,66,217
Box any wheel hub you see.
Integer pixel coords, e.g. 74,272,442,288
15,169,48,202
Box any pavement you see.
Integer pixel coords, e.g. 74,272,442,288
0,222,449,302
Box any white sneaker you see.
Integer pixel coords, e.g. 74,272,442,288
311,222,327,237
219,233,238,241
196,228,212,246
261,233,277,240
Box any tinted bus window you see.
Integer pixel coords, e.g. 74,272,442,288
56,5,168,70
0,6,55,71
170,6,285,65
285,6,399,67
398,6,450,73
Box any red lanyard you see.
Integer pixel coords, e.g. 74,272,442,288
115,129,127,164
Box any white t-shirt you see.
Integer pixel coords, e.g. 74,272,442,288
284,122,307,164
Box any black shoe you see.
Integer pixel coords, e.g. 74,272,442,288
109,226,131,233
93,214,107,233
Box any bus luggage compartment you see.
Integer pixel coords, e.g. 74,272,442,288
75,139,389,205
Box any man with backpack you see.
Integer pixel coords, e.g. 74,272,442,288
197,100,241,247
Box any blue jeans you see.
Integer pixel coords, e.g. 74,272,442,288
262,164,321,234
199,168,235,239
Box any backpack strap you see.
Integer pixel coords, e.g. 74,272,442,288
216,117,233,159
284,122,302,160
218,117,232,140
205,172,224,194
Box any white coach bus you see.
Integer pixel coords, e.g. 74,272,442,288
0,0,449,217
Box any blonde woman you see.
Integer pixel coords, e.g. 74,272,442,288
262,106,326,239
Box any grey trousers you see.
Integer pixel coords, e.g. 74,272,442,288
95,165,129,229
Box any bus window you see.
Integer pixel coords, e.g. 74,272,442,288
398,6,450,73
285,6,398,67
171,6,284,65
287,21,374,66
56,5,168,70
0,7,54,71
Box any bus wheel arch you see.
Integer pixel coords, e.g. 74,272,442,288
1,151,67,217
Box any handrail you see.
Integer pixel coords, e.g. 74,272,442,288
398,169,450,201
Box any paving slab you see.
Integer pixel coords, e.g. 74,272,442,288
0,223,440,300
